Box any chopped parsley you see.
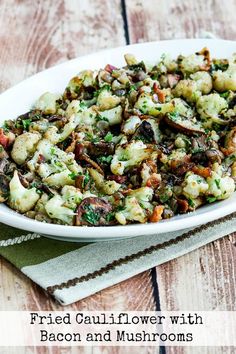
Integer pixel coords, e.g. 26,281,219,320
68,172,78,180
97,155,113,164
82,171,90,188
188,198,195,208
50,147,56,155
96,115,109,122
206,196,218,203
105,212,115,222
214,179,221,189
82,204,100,225
169,111,180,121
93,84,111,97
104,132,113,142
22,119,32,130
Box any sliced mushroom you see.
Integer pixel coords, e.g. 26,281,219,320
0,174,9,202
0,158,10,174
74,143,104,175
75,197,112,226
165,113,205,135
87,142,115,157
132,121,155,143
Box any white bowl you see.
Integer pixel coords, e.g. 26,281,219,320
0,38,235,242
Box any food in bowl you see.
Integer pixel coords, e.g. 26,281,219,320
0,48,235,226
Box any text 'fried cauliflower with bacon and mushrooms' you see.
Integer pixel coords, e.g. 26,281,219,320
1,48,236,226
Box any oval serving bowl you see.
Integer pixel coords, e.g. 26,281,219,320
0,38,235,242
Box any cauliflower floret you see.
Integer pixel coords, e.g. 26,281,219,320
173,72,212,103
8,170,40,213
66,101,97,125
122,116,142,135
43,169,76,188
179,53,206,74
97,105,123,125
173,80,201,103
111,140,151,175
161,148,187,165
61,185,83,209
89,168,121,195
29,119,50,133
183,172,209,199
27,139,82,175
44,116,77,144
96,87,121,110
162,98,195,117
213,62,236,92
191,71,212,94
35,193,49,213
34,92,60,114
134,93,162,116
45,195,74,224
66,70,96,97
196,93,228,128
129,186,154,209
115,197,147,225
174,134,190,149
207,171,235,200
11,132,41,165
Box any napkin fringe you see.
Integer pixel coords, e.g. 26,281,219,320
47,211,236,295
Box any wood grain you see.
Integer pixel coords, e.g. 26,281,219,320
0,0,126,92
125,0,236,43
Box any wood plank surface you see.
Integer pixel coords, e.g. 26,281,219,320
125,0,236,42
0,1,236,354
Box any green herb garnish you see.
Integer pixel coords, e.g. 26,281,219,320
206,196,218,203
214,179,221,189
104,132,113,142
82,171,90,188
68,172,78,180
97,155,113,164
22,119,32,130
82,204,100,225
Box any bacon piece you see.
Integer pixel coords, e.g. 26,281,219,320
149,205,164,223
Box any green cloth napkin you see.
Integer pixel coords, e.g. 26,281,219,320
0,212,236,305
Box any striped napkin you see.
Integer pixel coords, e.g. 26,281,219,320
0,212,236,305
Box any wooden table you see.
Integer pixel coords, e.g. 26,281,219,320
0,1,236,353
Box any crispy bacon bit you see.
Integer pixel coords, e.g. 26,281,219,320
192,165,212,178
0,129,9,149
149,205,164,223
146,173,161,188
104,64,117,73
153,82,166,103
38,154,46,164
177,198,189,213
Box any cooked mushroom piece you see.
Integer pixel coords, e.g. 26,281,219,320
75,197,112,226
165,112,205,135
87,142,115,156
0,158,10,174
0,174,10,202
132,121,155,143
